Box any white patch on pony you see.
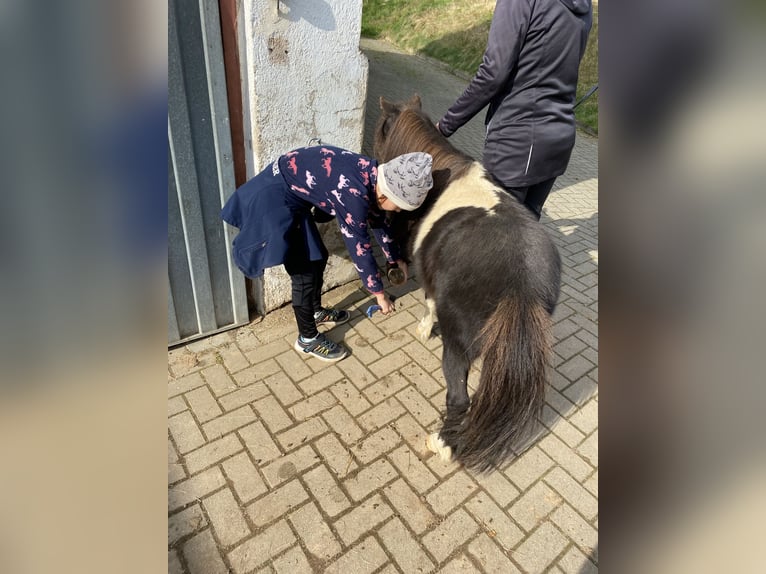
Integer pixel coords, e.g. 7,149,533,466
413,163,501,253
426,432,453,462
416,298,436,342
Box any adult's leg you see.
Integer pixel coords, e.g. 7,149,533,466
523,178,557,220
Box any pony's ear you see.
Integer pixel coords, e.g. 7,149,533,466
407,94,422,110
380,96,397,113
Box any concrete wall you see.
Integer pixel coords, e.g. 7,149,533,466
237,0,369,312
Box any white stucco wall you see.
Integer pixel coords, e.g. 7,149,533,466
238,0,369,312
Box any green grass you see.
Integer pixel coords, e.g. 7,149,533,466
362,0,598,135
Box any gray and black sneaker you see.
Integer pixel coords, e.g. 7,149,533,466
314,307,350,328
294,333,349,363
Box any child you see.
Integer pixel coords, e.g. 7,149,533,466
221,146,433,362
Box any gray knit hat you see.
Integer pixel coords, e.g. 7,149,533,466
378,152,433,211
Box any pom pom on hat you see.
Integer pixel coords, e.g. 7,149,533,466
378,152,433,211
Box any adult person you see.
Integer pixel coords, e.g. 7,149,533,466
436,0,592,220
221,146,433,362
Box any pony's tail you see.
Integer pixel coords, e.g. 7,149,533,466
457,297,552,472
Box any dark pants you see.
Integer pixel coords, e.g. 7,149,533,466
503,178,557,220
283,219,329,339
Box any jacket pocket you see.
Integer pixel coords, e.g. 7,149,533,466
235,238,269,278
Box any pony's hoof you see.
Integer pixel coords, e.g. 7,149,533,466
416,322,432,343
426,433,453,462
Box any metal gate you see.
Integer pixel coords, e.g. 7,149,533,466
168,0,248,346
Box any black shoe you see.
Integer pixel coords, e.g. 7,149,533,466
314,307,350,328
294,333,349,362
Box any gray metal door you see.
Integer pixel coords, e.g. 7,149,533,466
168,0,248,346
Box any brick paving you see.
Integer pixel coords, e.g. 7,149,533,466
169,38,597,573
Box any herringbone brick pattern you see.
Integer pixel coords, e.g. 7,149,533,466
168,38,597,574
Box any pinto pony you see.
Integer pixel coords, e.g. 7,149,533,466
374,95,561,472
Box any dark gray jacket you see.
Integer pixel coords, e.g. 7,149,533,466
439,0,592,187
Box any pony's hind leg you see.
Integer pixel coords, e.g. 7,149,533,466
416,298,437,343
427,337,470,462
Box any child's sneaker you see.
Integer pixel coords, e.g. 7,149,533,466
294,333,349,362
314,307,350,328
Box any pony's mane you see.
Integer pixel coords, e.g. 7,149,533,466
382,109,474,184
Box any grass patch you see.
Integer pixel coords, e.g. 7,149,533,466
362,0,598,135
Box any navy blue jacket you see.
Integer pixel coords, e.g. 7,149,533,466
222,146,402,294
439,0,592,187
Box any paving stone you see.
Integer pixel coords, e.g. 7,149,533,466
558,546,598,574
303,464,351,517
298,364,345,395
201,364,238,396
379,517,435,573
333,493,394,546
577,430,598,467
473,468,520,508
217,382,270,412
261,444,320,488
275,417,327,451
584,470,598,497
546,387,577,418
246,479,309,527
551,503,598,556
396,385,441,426
276,350,314,382
272,545,313,574
399,363,443,397
363,372,409,404
388,444,438,493
314,433,358,478
202,405,257,440
544,467,598,520
288,501,342,560
168,440,186,485
426,471,478,516
202,487,250,546
383,478,437,534
264,371,304,406
391,413,431,457
289,390,338,421
344,459,398,502
185,433,243,475
168,372,206,398
169,467,227,512
168,503,207,547
569,399,598,435
542,405,586,448
369,349,411,379
227,520,296,574
168,395,188,417
323,536,388,574
183,529,228,574
337,355,379,391
402,340,442,373
169,411,205,454
509,481,562,532
243,339,291,364
465,492,524,551
233,359,281,387
239,421,281,464
439,554,481,574
563,376,598,407
321,404,365,445
252,395,293,433
512,522,568,574
185,385,223,423
539,433,593,481
558,354,596,383
222,452,268,503
168,549,183,574
329,379,373,416
358,396,405,431
467,533,521,574
351,425,400,464
422,508,479,564
505,446,555,491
